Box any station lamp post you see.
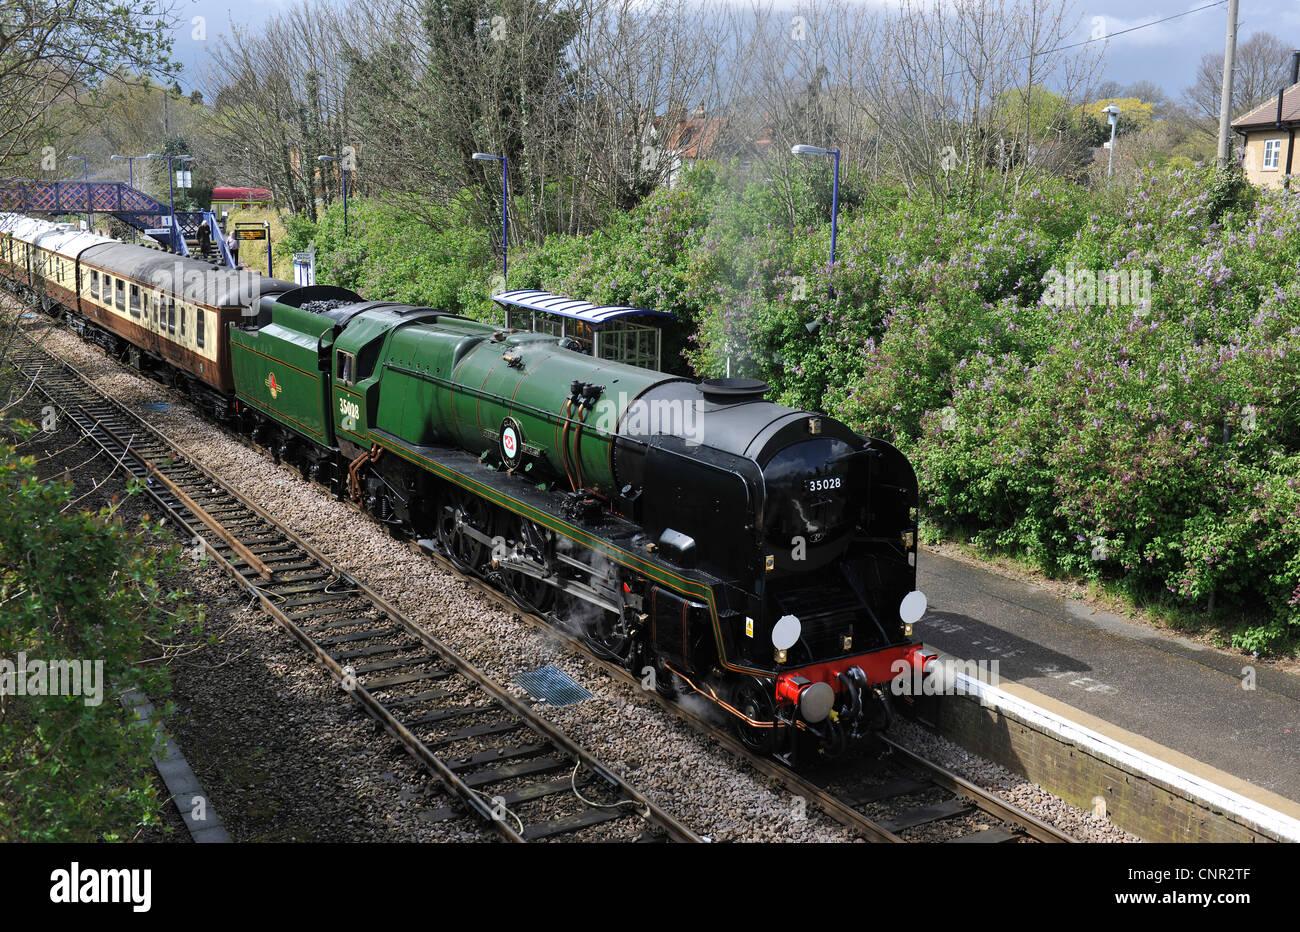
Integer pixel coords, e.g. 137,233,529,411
472,151,509,285
317,154,348,236
143,153,193,251
110,155,143,241
791,143,841,268
1103,105,1121,179
110,154,142,189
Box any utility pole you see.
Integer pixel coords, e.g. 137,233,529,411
1217,0,1240,165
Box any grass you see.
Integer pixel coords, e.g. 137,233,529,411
214,205,295,279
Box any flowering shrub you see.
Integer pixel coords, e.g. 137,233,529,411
308,163,1297,653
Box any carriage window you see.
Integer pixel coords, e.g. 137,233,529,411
90,270,99,299
337,351,355,386
167,299,176,335
196,309,205,348
178,302,184,336
116,279,126,312
130,284,141,315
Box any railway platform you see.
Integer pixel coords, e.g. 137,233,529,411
917,547,1300,816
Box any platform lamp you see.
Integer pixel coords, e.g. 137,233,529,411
791,143,841,268
143,153,193,251
472,152,509,285
1103,105,1121,179
110,155,143,241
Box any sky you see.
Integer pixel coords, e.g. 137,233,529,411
166,0,1300,104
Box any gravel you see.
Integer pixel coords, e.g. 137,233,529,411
886,717,1140,842
14,305,1140,842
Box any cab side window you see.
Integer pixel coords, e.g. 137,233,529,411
337,351,355,386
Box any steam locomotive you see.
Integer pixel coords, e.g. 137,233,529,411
1,214,935,760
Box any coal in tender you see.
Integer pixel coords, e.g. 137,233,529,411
300,299,356,314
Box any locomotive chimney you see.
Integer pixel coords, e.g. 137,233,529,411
700,377,769,404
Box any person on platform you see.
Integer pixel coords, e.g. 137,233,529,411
226,231,239,267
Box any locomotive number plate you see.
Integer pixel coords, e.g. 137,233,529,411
806,476,842,492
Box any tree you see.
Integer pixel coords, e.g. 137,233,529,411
0,0,179,172
1185,31,1293,134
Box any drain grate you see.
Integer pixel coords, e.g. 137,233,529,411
515,665,592,706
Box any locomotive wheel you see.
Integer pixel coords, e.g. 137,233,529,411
497,515,556,614
436,487,492,574
582,608,636,666
650,654,679,699
733,678,778,756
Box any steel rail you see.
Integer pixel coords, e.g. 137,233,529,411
8,309,1073,845
5,331,699,844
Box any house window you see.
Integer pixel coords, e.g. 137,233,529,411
1263,138,1282,171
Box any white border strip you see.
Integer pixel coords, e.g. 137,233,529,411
954,672,1300,843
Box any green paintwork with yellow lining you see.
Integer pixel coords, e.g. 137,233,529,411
229,296,762,676
229,303,336,445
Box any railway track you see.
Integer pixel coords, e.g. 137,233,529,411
4,328,699,844
442,570,1077,843
10,310,1076,844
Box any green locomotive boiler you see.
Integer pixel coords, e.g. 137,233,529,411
229,284,933,759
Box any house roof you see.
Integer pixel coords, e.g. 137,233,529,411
1232,84,1300,131
663,114,725,160
491,289,675,327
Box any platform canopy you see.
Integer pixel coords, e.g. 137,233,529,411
491,289,675,326
491,289,676,370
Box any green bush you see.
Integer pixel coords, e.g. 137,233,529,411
0,422,203,840
300,162,1300,654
